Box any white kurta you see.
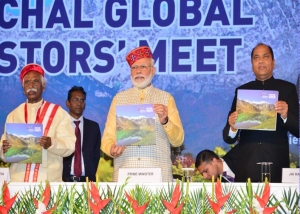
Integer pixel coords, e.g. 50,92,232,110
0,99,76,182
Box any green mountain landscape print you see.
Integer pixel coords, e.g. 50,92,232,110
234,90,279,130
5,123,43,163
116,104,156,146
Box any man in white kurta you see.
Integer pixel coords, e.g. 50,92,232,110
101,46,184,182
0,63,75,182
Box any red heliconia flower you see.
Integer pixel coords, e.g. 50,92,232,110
206,179,236,214
125,191,149,214
88,182,110,213
33,182,56,214
0,181,18,214
161,182,184,214
250,182,277,214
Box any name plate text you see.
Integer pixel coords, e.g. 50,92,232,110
118,168,162,183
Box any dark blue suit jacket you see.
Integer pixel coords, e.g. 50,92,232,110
63,117,101,181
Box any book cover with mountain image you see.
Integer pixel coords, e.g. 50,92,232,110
234,90,279,130
116,104,156,146
5,123,43,163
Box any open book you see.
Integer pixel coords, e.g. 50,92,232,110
234,89,278,130
5,123,43,163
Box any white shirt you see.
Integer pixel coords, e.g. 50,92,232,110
221,158,235,178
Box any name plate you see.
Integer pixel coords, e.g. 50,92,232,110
118,168,162,183
0,168,10,183
282,168,299,183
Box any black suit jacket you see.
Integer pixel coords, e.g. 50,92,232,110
222,76,299,182
222,144,239,175
63,117,101,181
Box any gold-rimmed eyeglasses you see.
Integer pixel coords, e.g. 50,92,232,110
130,65,152,72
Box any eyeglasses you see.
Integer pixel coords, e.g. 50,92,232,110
130,65,152,72
71,98,85,104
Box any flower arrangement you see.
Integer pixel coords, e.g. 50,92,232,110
0,181,18,213
32,181,56,213
250,181,277,214
88,182,110,213
206,178,236,213
0,179,298,214
161,182,184,214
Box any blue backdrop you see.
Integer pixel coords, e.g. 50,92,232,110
0,0,299,166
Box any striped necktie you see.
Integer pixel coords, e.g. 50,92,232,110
222,171,234,182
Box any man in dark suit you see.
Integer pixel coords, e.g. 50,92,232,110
63,86,101,182
222,43,299,183
195,149,236,182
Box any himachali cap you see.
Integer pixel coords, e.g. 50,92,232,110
126,46,153,67
20,63,44,82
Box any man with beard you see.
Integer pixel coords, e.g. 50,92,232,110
101,46,184,182
0,63,76,182
63,86,101,182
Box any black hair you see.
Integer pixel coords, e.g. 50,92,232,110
195,149,219,168
67,86,86,101
251,43,274,60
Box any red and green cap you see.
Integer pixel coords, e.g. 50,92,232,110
126,46,153,67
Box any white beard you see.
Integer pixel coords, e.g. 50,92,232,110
131,73,154,89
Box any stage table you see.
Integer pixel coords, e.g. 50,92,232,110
2,181,298,213
7,181,298,199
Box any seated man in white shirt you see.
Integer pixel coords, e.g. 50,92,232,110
195,149,235,182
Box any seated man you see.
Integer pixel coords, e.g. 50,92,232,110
195,149,236,182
